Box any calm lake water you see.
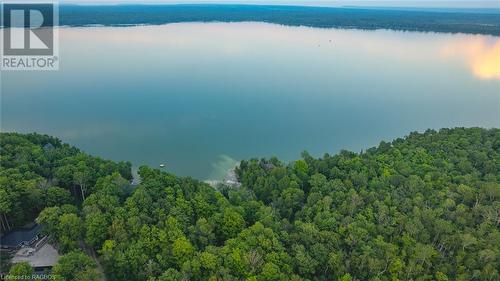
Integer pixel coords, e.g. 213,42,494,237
2,23,499,180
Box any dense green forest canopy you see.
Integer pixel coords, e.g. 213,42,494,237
0,132,132,232
1,127,499,281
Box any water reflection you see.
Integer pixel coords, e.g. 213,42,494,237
2,23,499,179
442,36,500,80
62,23,500,81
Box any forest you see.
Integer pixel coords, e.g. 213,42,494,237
1,127,499,281
59,5,500,36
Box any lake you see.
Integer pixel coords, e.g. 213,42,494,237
1,22,499,180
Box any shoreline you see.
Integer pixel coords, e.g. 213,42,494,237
56,4,500,36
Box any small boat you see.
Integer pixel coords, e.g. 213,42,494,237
159,164,166,168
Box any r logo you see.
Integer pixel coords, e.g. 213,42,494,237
2,3,54,56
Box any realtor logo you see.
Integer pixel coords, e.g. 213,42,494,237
1,2,59,70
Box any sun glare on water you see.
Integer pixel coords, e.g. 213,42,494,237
442,37,500,80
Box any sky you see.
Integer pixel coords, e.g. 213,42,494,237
9,1,498,9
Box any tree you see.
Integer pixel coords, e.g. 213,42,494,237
37,206,63,236
4,129,500,281
172,236,195,267
85,212,109,249
155,268,183,281
58,213,83,252
277,188,304,220
52,251,97,281
259,262,282,281
46,186,72,206
73,163,93,201
219,208,245,241
74,268,104,281
0,188,12,231
0,132,132,230
9,262,34,278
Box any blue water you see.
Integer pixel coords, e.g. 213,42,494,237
1,23,499,179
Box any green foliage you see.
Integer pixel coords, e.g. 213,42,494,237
218,208,245,241
46,186,73,207
58,213,83,252
172,236,195,266
3,128,500,281
235,128,500,281
8,262,34,277
0,132,132,233
52,251,101,281
84,212,109,248
36,204,82,253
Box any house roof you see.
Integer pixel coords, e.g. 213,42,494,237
12,243,60,268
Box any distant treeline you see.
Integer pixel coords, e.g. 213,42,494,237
57,5,500,36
